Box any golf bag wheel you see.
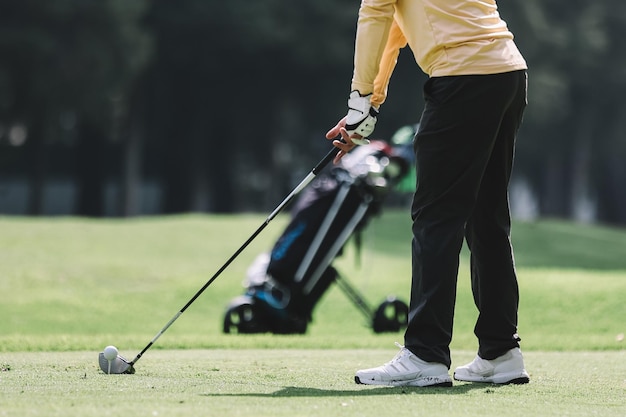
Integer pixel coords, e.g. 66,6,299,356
222,294,309,334
223,296,270,334
372,297,409,333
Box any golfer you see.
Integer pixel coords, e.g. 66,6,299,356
327,0,530,386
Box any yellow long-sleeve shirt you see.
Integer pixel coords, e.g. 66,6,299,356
351,0,528,107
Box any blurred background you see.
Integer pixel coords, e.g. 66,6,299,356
0,0,624,226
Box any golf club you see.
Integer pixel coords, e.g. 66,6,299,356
99,142,341,374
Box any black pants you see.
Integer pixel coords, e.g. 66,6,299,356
405,70,527,368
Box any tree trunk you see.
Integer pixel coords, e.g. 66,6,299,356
568,102,597,222
595,103,626,225
25,121,46,216
75,121,106,216
120,120,143,216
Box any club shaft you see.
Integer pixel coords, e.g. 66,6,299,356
130,144,338,366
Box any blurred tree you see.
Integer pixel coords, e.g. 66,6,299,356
1,0,624,224
140,0,422,213
592,0,626,224
0,0,150,215
502,0,626,224
141,0,358,212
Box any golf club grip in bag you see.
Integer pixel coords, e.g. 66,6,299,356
223,141,411,334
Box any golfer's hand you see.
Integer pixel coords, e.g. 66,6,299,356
326,117,364,164
345,91,378,138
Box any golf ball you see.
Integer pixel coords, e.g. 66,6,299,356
103,345,118,361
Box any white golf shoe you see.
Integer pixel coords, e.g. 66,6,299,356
355,343,452,387
454,347,529,384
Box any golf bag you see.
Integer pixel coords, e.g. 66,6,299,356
223,141,411,334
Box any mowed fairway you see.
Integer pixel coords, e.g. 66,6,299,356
1,212,625,416
1,349,624,417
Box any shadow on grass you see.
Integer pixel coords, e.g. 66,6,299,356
202,382,501,398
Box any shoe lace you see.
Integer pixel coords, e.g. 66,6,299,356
386,342,412,365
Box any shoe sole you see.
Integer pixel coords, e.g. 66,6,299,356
453,371,530,385
355,375,453,387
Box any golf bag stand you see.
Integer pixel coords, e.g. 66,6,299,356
333,271,409,333
222,141,410,334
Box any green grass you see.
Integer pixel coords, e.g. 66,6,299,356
1,350,624,417
0,212,625,416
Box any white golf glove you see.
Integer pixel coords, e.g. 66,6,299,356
345,91,379,145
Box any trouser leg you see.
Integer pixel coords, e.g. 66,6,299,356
404,71,527,367
465,73,527,359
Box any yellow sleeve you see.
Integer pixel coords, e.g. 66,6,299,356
371,20,407,107
350,1,396,100
350,2,407,108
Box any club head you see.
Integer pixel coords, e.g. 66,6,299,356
98,352,135,374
